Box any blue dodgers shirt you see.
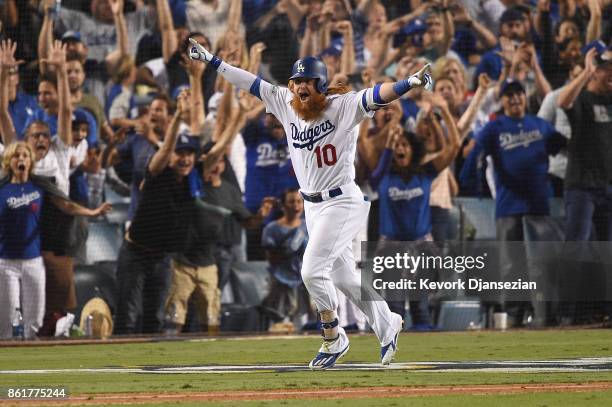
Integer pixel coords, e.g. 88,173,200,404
23,107,98,147
0,182,44,260
261,221,308,288
377,160,438,241
243,120,299,213
9,92,38,138
473,115,565,218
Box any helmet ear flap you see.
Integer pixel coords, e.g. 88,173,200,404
317,77,328,93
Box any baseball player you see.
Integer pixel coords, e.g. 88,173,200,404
189,38,432,369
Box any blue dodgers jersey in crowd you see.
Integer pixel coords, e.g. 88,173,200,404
378,164,437,240
473,115,565,218
243,120,299,213
261,220,308,288
9,92,38,138
116,132,157,220
0,182,44,260
22,107,98,147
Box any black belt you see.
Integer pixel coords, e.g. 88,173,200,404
301,187,343,203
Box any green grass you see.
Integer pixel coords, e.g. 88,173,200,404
1,330,611,371
1,371,612,394
0,329,610,404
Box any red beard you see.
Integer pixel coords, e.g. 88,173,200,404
289,86,328,122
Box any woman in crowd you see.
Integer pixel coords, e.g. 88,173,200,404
0,142,111,339
369,95,460,328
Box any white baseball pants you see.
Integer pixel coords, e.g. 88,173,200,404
301,182,400,345
0,257,45,339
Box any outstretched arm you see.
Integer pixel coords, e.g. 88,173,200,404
558,47,596,109
148,101,185,177
429,95,460,172
365,64,433,109
157,0,177,64
105,0,129,72
188,37,264,97
51,195,112,217
43,40,73,146
189,37,432,106
38,1,55,75
0,40,18,145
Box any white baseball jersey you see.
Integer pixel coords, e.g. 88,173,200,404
259,82,374,194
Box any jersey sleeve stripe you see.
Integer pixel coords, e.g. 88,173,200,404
250,77,262,100
373,84,384,104
361,91,371,112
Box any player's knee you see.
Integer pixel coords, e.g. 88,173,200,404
300,269,318,290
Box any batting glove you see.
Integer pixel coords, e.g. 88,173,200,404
188,38,214,63
408,63,433,91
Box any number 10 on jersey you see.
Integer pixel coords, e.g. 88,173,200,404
314,144,338,168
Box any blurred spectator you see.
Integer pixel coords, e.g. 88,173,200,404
455,0,506,34
467,79,567,324
113,97,190,335
558,43,612,241
260,188,309,329
5,62,38,139
107,55,137,126
537,63,585,197
43,0,138,104
0,140,110,340
243,112,298,213
182,0,244,51
469,80,566,237
475,6,535,82
65,54,112,143
202,138,276,299
369,97,460,327
102,93,172,221
1,39,110,335
162,92,256,336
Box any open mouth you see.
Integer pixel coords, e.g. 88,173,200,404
298,91,310,102
17,163,26,171
36,144,47,152
177,161,191,170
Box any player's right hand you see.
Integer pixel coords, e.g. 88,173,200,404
188,38,214,63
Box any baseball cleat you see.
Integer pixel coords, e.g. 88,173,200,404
381,318,404,366
309,343,350,370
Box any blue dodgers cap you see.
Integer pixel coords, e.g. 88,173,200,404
71,108,90,125
581,40,612,67
500,79,526,96
581,40,607,56
393,18,427,48
175,133,200,153
500,7,527,24
61,31,83,43
320,42,342,58
171,85,190,100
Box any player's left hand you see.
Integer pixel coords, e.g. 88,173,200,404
408,63,433,91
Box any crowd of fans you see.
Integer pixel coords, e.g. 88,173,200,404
0,0,610,338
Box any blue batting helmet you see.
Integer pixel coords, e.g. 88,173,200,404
289,57,328,93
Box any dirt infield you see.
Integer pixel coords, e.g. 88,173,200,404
2,382,612,405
